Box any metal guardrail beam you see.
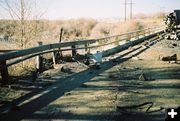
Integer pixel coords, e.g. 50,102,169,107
0,50,17,53
0,26,165,65
0,26,165,85
0,39,96,63
102,31,164,57
3,27,164,66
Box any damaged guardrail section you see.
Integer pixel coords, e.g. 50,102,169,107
102,30,164,57
0,26,164,85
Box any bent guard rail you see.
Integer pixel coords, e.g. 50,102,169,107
0,26,165,84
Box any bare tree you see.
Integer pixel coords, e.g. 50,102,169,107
1,0,43,49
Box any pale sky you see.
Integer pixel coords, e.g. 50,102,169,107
0,0,180,19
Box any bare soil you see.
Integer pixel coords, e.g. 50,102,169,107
0,62,88,107
1,38,180,121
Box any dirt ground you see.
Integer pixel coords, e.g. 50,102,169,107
19,38,180,121
1,37,180,121
0,62,88,107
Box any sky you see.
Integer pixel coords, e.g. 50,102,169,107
0,0,180,20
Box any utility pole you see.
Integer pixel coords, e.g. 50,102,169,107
20,0,25,49
130,0,133,19
123,0,135,21
124,0,127,22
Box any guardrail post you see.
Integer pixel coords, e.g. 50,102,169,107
85,43,90,53
52,51,56,66
85,44,88,51
71,45,77,57
128,34,132,41
0,61,9,85
36,42,43,73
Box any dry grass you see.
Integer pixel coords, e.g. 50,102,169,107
0,18,164,47
0,17,164,76
31,18,97,45
88,18,163,38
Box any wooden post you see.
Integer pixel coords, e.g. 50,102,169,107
36,42,43,73
129,34,132,41
0,61,9,85
71,45,77,57
59,28,63,42
88,44,91,54
53,28,64,65
58,28,63,59
52,51,56,66
85,44,88,52
85,43,91,54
